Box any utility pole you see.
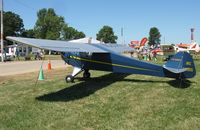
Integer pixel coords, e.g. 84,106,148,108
121,27,125,44
163,36,165,44
0,0,4,62
121,27,123,44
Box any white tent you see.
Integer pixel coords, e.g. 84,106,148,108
70,37,102,44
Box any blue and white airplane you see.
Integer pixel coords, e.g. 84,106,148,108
7,36,196,83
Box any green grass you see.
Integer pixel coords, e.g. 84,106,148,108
0,58,200,130
43,54,62,60
10,54,61,61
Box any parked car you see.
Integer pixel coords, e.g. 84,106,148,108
0,53,12,61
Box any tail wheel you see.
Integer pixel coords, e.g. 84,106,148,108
65,75,74,83
83,72,91,79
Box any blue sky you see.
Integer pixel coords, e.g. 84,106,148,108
4,0,200,44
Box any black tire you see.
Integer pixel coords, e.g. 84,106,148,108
65,75,74,83
83,72,91,79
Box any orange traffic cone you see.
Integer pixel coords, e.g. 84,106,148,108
48,60,52,70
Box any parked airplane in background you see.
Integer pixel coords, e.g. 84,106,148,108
176,41,200,53
7,36,196,83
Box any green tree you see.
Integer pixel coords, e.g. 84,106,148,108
148,27,161,47
96,26,118,43
75,31,85,39
1,11,24,37
21,29,35,38
62,25,85,40
34,8,65,40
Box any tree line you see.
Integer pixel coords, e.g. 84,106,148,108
1,8,118,44
2,8,161,46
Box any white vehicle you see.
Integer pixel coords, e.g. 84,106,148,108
0,50,12,61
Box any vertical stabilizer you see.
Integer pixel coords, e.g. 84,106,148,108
163,52,196,79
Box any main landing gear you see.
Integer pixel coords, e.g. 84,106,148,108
65,67,91,83
65,75,74,83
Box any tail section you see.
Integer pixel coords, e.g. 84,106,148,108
163,52,196,79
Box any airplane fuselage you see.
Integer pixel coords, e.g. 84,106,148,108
6,36,196,83
61,52,189,79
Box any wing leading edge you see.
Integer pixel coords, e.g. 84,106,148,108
6,36,134,53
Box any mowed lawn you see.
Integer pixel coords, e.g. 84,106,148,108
0,56,200,130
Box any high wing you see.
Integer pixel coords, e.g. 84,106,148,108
6,36,134,53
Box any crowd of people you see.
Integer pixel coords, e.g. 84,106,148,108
130,45,160,62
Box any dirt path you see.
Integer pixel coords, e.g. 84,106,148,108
0,60,68,76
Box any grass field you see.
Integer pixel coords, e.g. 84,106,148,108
11,54,62,61
0,56,200,130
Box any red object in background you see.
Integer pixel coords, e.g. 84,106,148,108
129,37,148,49
131,41,140,45
192,44,196,48
177,43,191,48
151,48,162,54
130,41,140,48
140,37,148,46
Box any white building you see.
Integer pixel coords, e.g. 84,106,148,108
70,37,102,43
7,44,41,57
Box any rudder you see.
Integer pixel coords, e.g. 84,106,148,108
163,52,196,79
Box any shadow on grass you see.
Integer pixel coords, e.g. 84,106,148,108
167,79,193,89
36,73,129,102
36,73,192,102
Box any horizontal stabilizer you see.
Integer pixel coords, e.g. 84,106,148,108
163,65,187,73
